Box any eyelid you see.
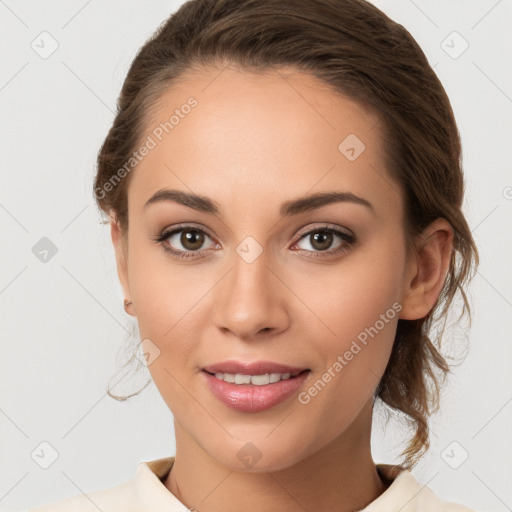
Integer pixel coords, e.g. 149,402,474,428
158,222,216,241
294,222,355,240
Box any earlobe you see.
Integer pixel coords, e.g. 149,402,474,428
110,214,134,316
399,218,454,320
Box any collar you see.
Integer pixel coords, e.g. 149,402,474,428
135,456,433,511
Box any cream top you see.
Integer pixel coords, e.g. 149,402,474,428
25,456,477,511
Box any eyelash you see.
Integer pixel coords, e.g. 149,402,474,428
153,223,356,260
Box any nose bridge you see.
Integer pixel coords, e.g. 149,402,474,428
229,242,273,312
213,239,287,337
233,241,270,292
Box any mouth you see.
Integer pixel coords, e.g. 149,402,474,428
201,369,312,413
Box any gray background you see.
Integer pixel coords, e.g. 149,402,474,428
1,1,511,511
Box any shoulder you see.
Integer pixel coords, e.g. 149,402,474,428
25,478,138,512
361,464,479,512
24,457,178,512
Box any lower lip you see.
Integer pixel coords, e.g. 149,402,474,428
202,370,310,413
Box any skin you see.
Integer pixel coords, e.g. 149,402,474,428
111,64,453,512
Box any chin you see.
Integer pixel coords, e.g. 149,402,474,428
205,439,309,474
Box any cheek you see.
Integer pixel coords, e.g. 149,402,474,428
296,279,400,440
295,238,404,407
126,229,197,335
124,229,214,392
304,238,405,340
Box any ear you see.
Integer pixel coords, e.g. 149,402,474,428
110,214,134,316
399,218,454,320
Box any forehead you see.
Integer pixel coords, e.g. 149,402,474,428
128,65,400,218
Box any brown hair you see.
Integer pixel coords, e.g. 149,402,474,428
94,0,478,469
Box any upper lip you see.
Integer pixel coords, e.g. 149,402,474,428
202,360,309,376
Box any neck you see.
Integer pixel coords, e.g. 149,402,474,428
163,399,390,512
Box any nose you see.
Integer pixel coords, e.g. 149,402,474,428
212,248,289,340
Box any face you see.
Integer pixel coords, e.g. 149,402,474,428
113,65,418,472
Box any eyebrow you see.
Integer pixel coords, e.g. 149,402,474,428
143,188,375,217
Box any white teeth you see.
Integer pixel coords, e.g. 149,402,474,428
234,373,251,385
223,373,235,383
213,372,295,385
269,373,283,383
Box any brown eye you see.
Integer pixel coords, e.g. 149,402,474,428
309,231,333,251
155,224,218,259
179,229,205,251
293,225,356,258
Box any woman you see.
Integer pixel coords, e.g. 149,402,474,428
29,0,479,510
